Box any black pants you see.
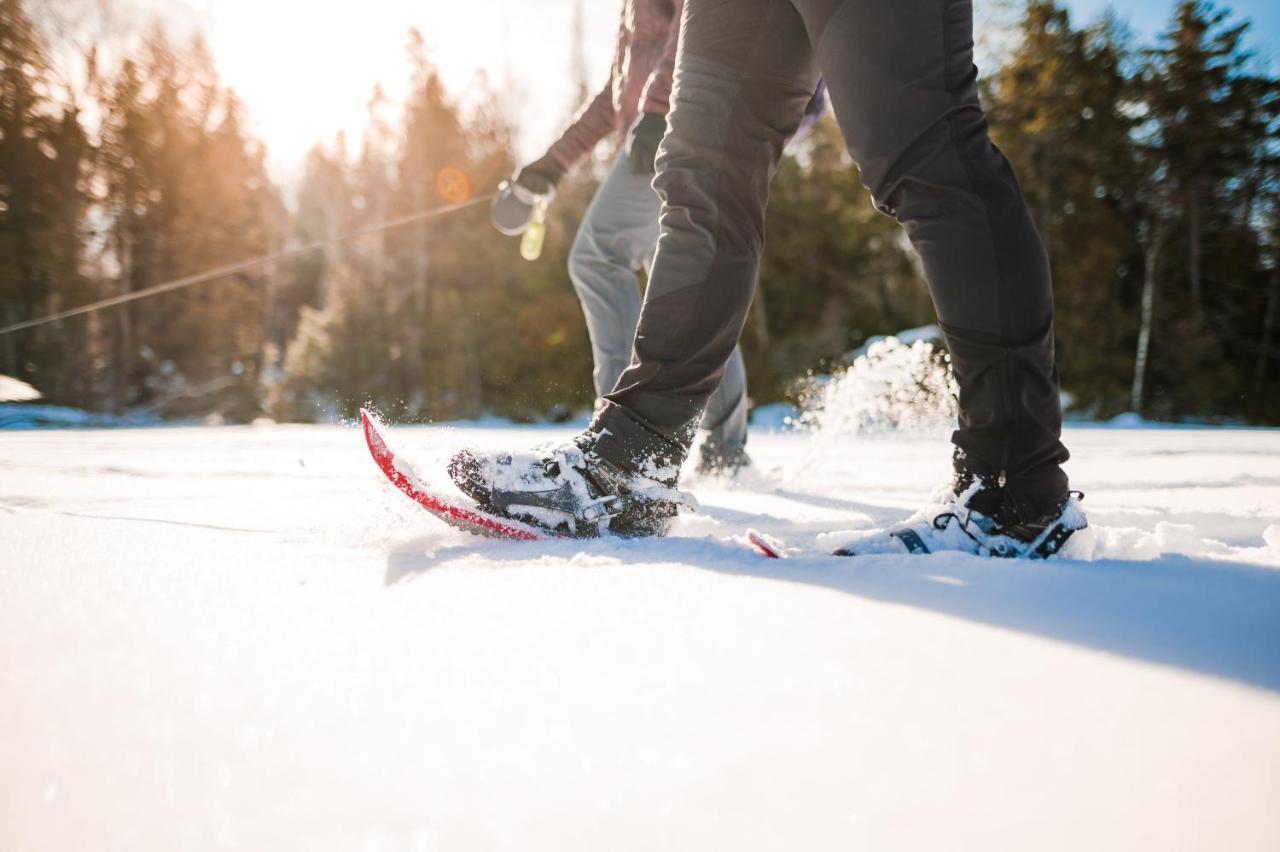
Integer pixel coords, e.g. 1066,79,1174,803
600,0,1070,513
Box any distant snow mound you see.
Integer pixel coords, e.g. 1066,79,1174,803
0,404,159,430
795,335,958,439
0,375,41,402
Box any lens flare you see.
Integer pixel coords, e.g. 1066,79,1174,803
435,166,472,204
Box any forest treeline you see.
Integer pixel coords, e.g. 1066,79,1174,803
1,0,1277,424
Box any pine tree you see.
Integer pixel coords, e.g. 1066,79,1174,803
1146,2,1255,309
95,30,282,419
0,0,91,404
754,116,928,404
1140,1,1279,419
987,1,1143,416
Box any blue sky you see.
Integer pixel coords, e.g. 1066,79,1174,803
1068,0,1276,46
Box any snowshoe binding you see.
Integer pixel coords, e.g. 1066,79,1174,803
448,405,695,538
832,480,1087,560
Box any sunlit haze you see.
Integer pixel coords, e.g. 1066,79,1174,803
187,0,616,184
165,0,1275,188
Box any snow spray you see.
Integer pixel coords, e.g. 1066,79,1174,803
795,335,959,438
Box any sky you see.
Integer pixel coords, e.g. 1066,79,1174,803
187,0,618,184
163,0,1277,186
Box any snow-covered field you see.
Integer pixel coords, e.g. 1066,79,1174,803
2,422,1279,851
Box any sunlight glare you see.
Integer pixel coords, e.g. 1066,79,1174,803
196,0,614,184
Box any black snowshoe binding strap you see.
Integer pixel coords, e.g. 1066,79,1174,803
892,529,931,555
1023,491,1087,560
1028,521,1077,559
835,491,1086,559
834,528,931,557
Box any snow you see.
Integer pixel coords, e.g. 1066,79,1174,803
794,337,958,437
0,376,41,403
845,323,943,361
2,422,1279,850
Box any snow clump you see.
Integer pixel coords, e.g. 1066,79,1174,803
795,336,959,439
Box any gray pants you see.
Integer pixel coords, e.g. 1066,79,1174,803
569,154,748,451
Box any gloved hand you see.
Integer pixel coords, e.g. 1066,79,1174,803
515,154,566,196
626,113,667,174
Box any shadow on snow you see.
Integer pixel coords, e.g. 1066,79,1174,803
383,506,1280,694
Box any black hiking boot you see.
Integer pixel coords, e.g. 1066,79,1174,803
448,404,695,538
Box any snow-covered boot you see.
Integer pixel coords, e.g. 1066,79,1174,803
831,479,1086,559
448,406,695,538
693,388,752,477
694,434,752,477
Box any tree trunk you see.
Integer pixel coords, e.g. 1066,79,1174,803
1132,221,1163,414
463,328,483,419
114,312,134,415
1038,144,1053,261
114,231,134,416
1255,265,1278,394
263,235,279,350
2,305,16,377
407,211,431,413
1187,178,1202,308
751,292,772,349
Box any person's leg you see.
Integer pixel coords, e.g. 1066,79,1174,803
573,152,751,455
699,347,749,457
791,0,1068,516
604,0,1068,515
601,0,818,457
451,0,1074,540
568,155,660,401
635,234,751,462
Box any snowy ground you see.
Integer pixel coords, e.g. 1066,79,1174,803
2,421,1279,851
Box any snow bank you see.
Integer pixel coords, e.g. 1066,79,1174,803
0,375,40,402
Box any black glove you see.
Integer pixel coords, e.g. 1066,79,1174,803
626,113,666,175
514,154,565,196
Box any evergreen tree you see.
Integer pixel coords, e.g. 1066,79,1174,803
753,117,928,404
0,0,91,404
279,38,598,424
95,30,282,419
5,0,1278,427
1140,1,1279,419
987,2,1142,415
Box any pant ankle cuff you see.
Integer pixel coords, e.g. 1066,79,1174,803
954,451,1068,520
589,402,689,478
